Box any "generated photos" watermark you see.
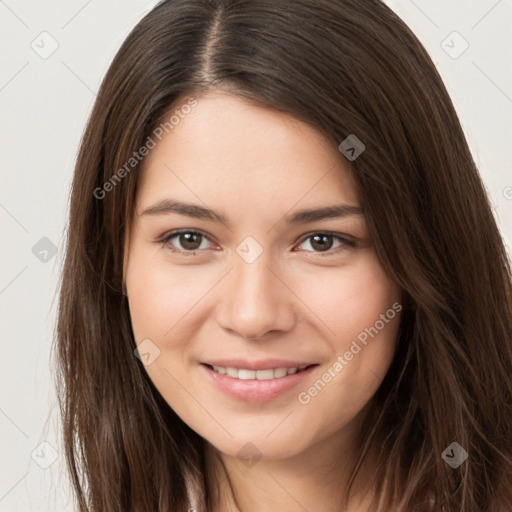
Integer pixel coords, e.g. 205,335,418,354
94,97,198,200
298,301,402,405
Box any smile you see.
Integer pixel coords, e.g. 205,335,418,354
200,363,319,402
209,365,310,380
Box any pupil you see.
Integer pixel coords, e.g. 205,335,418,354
311,234,332,252
181,233,201,250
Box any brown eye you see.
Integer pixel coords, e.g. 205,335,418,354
178,232,203,250
161,230,214,253
310,234,334,252
296,233,354,254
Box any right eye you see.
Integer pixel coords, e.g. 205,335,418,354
159,229,217,254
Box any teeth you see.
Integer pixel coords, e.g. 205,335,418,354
256,369,275,380
274,368,288,378
226,367,238,378
238,369,256,379
212,365,226,375
210,365,305,380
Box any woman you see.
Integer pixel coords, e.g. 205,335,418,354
55,0,512,510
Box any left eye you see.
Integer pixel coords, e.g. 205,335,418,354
295,233,353,254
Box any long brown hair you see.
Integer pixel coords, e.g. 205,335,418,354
55,0,512,510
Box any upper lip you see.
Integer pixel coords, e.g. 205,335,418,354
202,359,317,371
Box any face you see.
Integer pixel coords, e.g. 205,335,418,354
124,91,402,461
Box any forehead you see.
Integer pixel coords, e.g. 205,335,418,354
136,92,360,215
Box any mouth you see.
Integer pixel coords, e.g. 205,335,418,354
199,362,319,402
204,363,315,380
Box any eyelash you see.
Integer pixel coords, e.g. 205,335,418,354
158,229,356,256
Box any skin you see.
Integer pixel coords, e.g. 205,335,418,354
124,91,402,512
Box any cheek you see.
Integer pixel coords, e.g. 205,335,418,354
126,245,211,345
293,254,401,407
294,256,401,420
292,253,401,346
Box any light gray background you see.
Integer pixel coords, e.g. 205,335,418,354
1,1,511,510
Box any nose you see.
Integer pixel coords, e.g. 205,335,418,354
215,251,296,341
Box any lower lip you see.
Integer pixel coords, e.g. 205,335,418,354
199,363,318,402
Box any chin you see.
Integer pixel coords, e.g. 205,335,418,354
208,428,314,462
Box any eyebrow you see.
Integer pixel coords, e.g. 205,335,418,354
140,198,363,225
